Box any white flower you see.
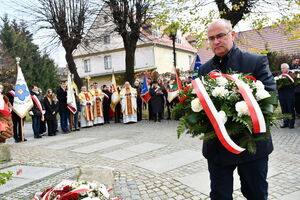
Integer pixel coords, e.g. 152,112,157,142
218,110,227,124
216,77,228,86
231,74,240,80
255,80,265,90
235,101,250,117
256,89,271,101
212,86,229,97
191,98,203,112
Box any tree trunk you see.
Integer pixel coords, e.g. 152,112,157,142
124,40,137,86
65,50,83,89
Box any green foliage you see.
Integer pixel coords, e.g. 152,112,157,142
0,170,13,185
0,15,60,91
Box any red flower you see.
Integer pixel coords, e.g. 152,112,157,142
63,185,72,193
245,75,257,81
41,187,53,197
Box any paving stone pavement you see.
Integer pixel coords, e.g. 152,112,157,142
0,119,299,200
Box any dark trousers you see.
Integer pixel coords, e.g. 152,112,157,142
114,103,121,123
153,112,162,122
59,111,69,132
279,98,295,126
295,92,300,115
46,119,56,136
32,115,41,137
137,98,142,121
208,157,269,200
103,106,110,123
74,112,79,129
12,112,22,141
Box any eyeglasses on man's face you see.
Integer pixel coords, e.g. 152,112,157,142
208,30,231,42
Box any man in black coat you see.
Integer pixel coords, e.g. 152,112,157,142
198,19,275,200
149,80,165,122
102,85,111,124
6,84,25,142
56,81,69,133
278,63,295,129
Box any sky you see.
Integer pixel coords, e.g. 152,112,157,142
0,0,298,68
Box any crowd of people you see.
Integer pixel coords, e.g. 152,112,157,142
0,57,299,143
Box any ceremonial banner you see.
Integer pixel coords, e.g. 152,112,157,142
191,54,202,79
13,66,33,118
67,74,77,114
140,74,151,103
167,67,182,103
0,93,10,117
110,73,120,111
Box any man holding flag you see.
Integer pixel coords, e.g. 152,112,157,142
11,58,33,141
67,74,78,131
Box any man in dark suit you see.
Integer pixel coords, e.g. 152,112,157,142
198,19,276,200
6,84,25,142
57,81,69,133
278,63,295,129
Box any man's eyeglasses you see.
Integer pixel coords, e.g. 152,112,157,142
208,30,231,42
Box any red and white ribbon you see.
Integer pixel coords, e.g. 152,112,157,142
226,74,266,133
275,73,294,83
209,72,266,134
31,95,44,114
192,78,245,154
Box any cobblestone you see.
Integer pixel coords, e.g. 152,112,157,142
1,119,299,199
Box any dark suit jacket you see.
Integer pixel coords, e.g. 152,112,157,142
56,87,68,112
198,45,276,166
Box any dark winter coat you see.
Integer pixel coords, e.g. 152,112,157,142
43,97,59,120
150,86,165,114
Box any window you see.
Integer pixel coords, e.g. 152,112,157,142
189,55,192,66
152,28,158,38
104,15,109,23
104,56,112,70
84,59,91,72
176,30,183,44
104,35,110,44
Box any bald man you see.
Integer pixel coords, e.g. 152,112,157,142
198,19,276,200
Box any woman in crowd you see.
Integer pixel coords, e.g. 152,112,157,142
44,89,59,136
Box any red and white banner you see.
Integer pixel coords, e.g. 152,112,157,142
192,78,245,154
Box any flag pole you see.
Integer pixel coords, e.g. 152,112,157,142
16,57,25,142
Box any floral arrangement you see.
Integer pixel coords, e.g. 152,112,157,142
32,180,121,200
291,69,300,85
274,72,297,89
173,72,280,154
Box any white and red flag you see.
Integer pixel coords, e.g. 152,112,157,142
13,66,33,118
67,74,77,114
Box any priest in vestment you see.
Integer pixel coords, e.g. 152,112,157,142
90,83,104,125
120,82,137,123
78,86,94,127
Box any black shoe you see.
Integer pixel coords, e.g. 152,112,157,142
289,125,295,129
76,128,80,131
280,125,289,128
34,135,42,138
48,133,54,136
